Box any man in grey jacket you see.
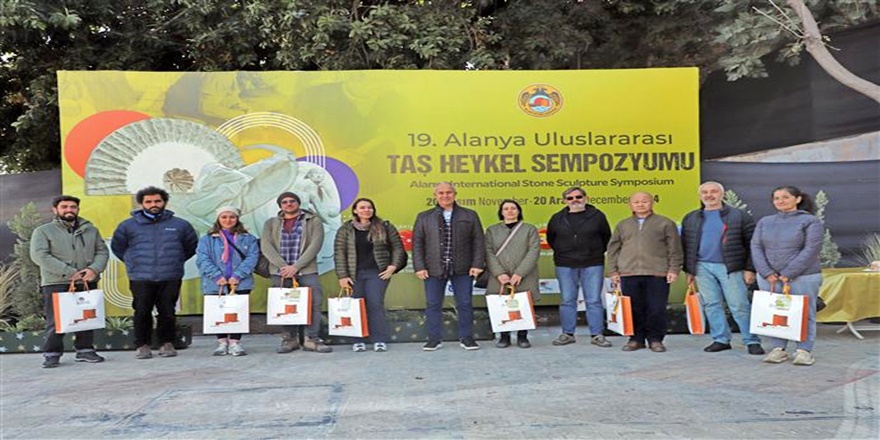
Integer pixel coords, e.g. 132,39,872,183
681,181,764,355
30,195,109,368
262,191,332,354
413,182,485,351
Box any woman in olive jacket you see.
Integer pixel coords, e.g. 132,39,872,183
334,198,407,352
484,200,541,348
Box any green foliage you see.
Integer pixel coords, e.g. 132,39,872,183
723,189,752,215
814,190,841,268
1,0,877,171
714,0,878,81
0,262,20,329
105,316,133,330
7,202,43,318
1,314,46,332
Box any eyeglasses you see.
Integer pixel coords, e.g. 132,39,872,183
280,199,299,205
565,195,584,201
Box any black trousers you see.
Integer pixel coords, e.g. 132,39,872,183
621,276,670,344
130,280,181,347
41,282,98,357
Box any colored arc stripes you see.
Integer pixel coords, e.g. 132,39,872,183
216,112,326,168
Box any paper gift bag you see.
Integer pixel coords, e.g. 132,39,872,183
486,286,537,333
604,289,633,336
266,278,312,325
684,283,706,335
749,282,809,341
328,287,369,337
53,281,106,334
203,286,250,334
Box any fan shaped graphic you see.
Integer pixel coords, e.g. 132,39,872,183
84,118,244,195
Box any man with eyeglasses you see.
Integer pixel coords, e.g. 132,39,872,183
261,191,332,354
546,186,613,347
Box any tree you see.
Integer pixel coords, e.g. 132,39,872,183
2,0,877,172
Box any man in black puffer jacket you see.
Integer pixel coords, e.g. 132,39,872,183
681,181,763,355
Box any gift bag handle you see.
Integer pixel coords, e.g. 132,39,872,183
67,279,88,293
768,280,792,297
684,282,697,303
503,284,517,299
219,283,237,296
338,286,353,297
280,276,300,288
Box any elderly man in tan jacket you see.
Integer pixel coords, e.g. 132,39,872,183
608,192,683,353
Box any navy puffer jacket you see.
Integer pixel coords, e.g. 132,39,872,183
111,209,198,281
680,204,755,275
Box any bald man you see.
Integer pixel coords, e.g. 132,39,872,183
608,192,683,353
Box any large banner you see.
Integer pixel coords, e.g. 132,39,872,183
58,69,699,315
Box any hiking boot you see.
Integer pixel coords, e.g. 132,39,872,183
552,333,576,346
213,343,228,356
352,343,367,352
792,349,815,366
649,341,667,352
422,340,442,351
591,335,612,347
704,342,732,352
495,333,511,349
622,340,646,352
228,344,247,357
75,351,105,363
460,336,480,350
747,344,766,355
303,337,332,353
158,342,177,357
135,345,153,359
276,334,301,353
374,342,388,352
762,347,789,364
42,356,60,368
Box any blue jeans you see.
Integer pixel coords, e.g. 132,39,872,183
695,262,760,346
353,269,390,344
424,274,474,341
757,273,822,352
556,265,605,336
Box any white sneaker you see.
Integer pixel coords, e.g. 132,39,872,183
212,343,228,356
792,349,815,366
352,343,367,352
762,347,789,364
374,342,388,352
228,344,247,356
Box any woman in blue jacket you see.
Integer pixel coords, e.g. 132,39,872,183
196,207,260,356
751,186,823,366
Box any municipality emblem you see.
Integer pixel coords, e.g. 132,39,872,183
518,84,563,117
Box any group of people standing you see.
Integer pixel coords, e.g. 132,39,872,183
30,180,823,368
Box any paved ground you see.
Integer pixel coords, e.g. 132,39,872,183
1,323,878,439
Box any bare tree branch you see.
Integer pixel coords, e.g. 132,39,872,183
786,0,880,105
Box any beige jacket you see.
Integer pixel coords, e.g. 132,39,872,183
607,213,683,277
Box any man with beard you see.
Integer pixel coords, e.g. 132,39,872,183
111,186,198,359
681,181,764,355
546,186,613,347
31,195,110,368
261,191,332,354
